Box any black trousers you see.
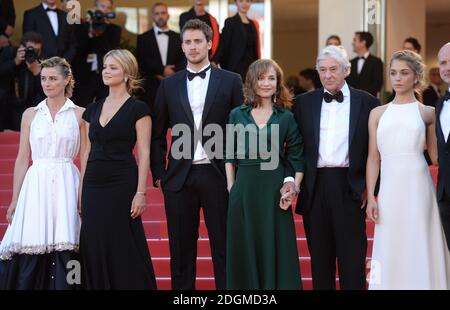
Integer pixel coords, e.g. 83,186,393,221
163,164,228,290
303,168,367,290
438,193,450,252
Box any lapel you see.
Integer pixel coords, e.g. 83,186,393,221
349,87,362,146
150,29,164,68
177,70,195,126
201,67,221,125
167,32,177,65
56,10,65,40
38,5,57,38
235,14,248,45
311,89,323,150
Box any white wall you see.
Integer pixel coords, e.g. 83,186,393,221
318,0,365,58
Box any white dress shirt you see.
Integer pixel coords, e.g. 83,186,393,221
284,82,351,184
42,3,59,36
154,26,169,66
187,63,211,164
357,51,370,75
317,82,351,168
440,87,450,143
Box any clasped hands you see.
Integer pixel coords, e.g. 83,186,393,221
279,182,299,211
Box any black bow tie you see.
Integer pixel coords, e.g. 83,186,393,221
358,56,366,60
187,66,211,81
444,91,450,101
157,30,169,36
324,91,344,103
45,7,57,12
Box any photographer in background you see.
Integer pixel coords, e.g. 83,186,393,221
0,32,44,131
71,0,121,107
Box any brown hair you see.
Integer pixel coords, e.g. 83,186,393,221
390,50,426,93
40,57,75,97
103,49,142,96
244,59,293,110
181,19,213,42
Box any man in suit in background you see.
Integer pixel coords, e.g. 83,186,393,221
137,2,184,110
71,0,121,107
435,42,450,252
151,19,243,290
347,31,383,97
179,0,220,62
23,0,77,62
283,45,379,290
423,67,443,107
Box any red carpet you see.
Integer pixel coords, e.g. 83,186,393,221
0,131,439,290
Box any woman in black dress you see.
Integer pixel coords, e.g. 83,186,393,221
218,0,260,81
79,49,156,289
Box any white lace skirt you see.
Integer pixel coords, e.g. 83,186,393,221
0,160,81,260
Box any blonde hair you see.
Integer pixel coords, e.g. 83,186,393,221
40,57,75,97
244,59,293,110
103,49,142,95
390,50,426,92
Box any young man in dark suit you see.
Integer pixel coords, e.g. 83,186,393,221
347,31,383,97
22,0,77,62
283,45,379,290
136,2,185,110
436,42,450,252
151,19,243,290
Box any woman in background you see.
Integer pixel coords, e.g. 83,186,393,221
217,0,260,81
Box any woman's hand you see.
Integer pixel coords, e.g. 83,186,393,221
279,191,295,210
366,197,379,224
6,201,17,224
131,193,146,219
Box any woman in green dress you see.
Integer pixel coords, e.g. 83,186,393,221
225,59,305,289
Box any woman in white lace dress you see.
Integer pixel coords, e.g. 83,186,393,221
366,51,450,289
0,57,86,289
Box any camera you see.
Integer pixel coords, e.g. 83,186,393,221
24,47,40,64
86,9,116,32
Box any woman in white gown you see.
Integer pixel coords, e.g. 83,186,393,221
366,50,450,290
0,57,85,289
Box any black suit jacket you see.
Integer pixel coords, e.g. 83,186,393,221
23,4,76,62
0,0,15,36
423,85,440,107
293,87,379,215
347,54,383,97
136,28,185,108
151,67,243,192
436,96,450,201
216,14,258,73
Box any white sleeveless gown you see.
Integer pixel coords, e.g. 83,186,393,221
369,101,450,290
0,99,81,260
